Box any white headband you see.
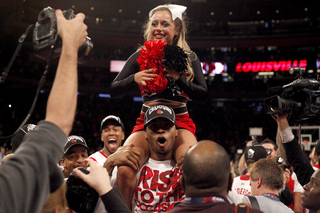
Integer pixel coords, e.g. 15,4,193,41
149,4,187,21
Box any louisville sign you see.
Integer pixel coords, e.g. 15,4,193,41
235,60,307,72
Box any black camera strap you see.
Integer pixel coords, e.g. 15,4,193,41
0,24,56,143
0,24,34,84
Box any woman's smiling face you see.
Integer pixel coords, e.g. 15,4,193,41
150,10,179,45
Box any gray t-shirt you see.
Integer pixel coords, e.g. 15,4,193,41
0,121,66,213
242,195,294,213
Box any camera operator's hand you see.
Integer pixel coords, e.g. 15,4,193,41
73,158,112,196
55,9,88,49
274,114,290,131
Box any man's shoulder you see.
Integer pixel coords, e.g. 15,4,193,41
254,196,294,213
170,202,263,213
89,150,108,158
89,151,108,166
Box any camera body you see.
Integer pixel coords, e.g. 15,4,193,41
66,168,99,213
264,67,320,124
33,7,92,63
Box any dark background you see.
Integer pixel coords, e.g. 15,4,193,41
0,0,320,158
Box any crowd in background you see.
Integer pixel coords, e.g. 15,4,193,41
0,88,280,161
1,43,319,163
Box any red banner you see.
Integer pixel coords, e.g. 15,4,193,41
235,60,307,72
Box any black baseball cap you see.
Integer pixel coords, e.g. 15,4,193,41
244,144,268,165
144,105,176,127
11,124,37,152
64,135,89,154
100,115,125,133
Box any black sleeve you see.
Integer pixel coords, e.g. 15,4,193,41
283,137,314,186
110,52,141,98
279,185,293,206
0,121,66,213
175,52,208,104
100,187,131,213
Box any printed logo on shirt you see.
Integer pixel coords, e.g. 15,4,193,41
234,187,251,196
134,165,184,212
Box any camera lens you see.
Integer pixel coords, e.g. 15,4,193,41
270,98,280,112
78,37,93,64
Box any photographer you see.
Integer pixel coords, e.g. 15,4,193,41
73,158,131,213
274,114,315,185
274,114,320,213
0,9,87,213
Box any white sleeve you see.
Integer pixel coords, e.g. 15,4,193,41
228,190,244,205
280,127,295,143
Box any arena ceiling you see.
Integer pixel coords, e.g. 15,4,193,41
1,0,320,48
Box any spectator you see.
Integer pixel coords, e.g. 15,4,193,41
237,140,254,174
277,158,304,213
89,115,139,213
40,184,67,213
73,158,131,213
110,4,208,207
169,140,262,213
301,169,320,213
274,114,320,213
309,143,320,170
0,146,5,164
274,114,316,186
10,124,37,152
115,105,185,212
242,158,294,213
229,144,268,204
89,115,125,165
61,135,89,178
0,153,14,166
261,138,279,160
0,9,88,212
261,137,294,206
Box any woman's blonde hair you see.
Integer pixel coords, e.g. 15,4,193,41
141,5,195,80
41,183,67,213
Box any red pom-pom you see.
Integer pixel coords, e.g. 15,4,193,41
136,40,168,94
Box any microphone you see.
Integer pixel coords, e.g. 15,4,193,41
267,86,283,95
284,79,320,90
267,79,320,95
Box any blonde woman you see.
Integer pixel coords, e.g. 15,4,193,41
110,4,208,207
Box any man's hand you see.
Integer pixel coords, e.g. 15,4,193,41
274,114,290,131
283,168,291,185
45,9,87,135
55,9,88,49
74,158,111,196
104,144,141,175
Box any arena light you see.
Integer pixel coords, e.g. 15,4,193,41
133,97,143,102
99,94,111,98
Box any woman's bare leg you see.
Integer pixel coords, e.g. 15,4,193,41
116,131,150,209
174,129,197,162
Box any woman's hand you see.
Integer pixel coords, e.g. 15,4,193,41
134,69,157,86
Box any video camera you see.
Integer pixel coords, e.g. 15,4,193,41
264,67,320,124
33,6,93,63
